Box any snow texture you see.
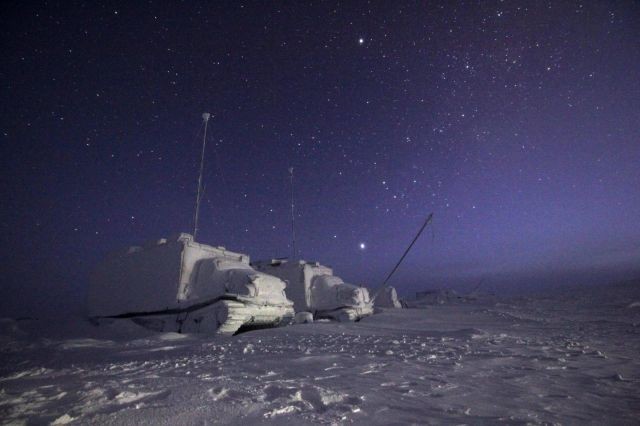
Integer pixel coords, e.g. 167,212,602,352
1,282,639,425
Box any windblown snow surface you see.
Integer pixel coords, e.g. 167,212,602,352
1,282,639,425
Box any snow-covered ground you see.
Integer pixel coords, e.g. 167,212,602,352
1,282,639,425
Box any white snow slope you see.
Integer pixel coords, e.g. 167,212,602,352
1,283,639,425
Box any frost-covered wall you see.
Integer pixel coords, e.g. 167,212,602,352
87,234,250,317
88,238,184,317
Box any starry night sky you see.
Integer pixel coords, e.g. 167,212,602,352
2,1,639,316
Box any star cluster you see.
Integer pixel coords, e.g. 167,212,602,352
1,1,639,315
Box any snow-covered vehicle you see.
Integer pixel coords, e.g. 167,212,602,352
88,234,295,335
252,259,373,321
374,286,404,308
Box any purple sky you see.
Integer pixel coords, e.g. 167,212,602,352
1,1,639,315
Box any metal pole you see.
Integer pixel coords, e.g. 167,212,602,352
373,213,433,300
289,167,297,259
193,112,211,241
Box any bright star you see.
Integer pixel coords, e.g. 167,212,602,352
358,38,364,45
359,242,366,250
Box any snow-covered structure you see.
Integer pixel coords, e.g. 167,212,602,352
375,286,403,308
88,234,294,335
252,259,373,321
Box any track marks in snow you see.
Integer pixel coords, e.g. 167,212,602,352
260,384,362,421
0,386,68,423
57,338,116,350
113,389,171,406
0,367,55,382
1,294,640,424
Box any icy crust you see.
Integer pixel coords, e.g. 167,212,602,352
88,234,291,318
2,283,640,425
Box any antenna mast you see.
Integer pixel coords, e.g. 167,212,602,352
193,112,211,241
289,167,297,259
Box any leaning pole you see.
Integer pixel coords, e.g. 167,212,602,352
193,112,211,241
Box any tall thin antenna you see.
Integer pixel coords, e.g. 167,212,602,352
193,112,211,241
288,167,297,259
